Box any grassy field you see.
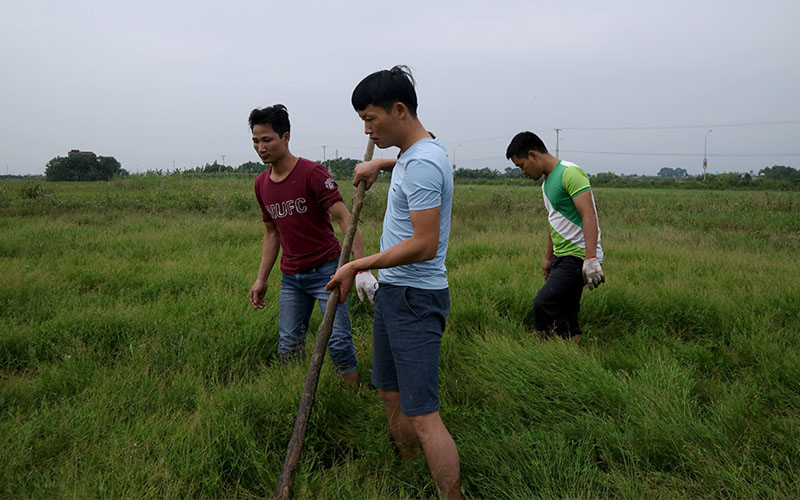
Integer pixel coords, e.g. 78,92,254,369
1,176,799,499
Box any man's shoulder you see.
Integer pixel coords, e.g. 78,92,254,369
255,168,271,186
293,157,326,174
560,161,588,177
409,138,447,159
559,161,592,196
293,157,341,204
282,158,332,188
402,139,450,175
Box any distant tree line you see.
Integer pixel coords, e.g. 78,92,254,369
162,160,799,190
42,149,797,191
45,154,128,181
590,165,800,190
758,165,800,181
163,158,358,178
320,159,523,181
454,167,521,180
179,161,267,175
163,158,523,181
323,158,359,179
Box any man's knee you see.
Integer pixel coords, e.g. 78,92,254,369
378,388,401,406
532,294,555,327
278,316,309,353
326,332,353,355
408,411,443,442
532,295,545,318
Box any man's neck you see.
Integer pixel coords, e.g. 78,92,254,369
270,153,299,176
397,120,431,155
542,155,560,178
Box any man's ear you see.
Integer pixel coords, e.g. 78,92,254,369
393,101,408,119
527,150,538,161
281,131,291,143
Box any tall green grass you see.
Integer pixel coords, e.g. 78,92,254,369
1,177,799,498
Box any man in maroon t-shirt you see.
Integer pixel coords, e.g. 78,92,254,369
247,104,377,389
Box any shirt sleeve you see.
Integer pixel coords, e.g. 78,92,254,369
308,163,344,210
401,158,443,211
562,166,591,198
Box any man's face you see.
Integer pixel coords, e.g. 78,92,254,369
357,104,400,149
252,124,289,164
512,152,544,180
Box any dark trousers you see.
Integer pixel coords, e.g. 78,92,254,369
533,255,585,338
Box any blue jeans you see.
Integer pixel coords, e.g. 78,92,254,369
278,258,358,375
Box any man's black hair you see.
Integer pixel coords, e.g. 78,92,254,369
351,65,418,116
506,131,549,159
249,104,290,136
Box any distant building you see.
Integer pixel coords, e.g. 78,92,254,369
68,149,96,160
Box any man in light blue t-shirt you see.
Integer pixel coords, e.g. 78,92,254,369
326,65,459,500
376,135,452,289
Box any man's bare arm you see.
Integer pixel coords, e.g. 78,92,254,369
249,221,280,309
328,201,366,260
573,191,599,260
325,206,440,302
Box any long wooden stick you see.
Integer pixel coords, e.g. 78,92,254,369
274,139,375,500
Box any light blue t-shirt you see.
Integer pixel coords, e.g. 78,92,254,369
378,138,453,290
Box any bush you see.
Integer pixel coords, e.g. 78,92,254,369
20,183,52,200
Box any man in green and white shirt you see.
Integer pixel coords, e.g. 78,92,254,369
506,131,604,343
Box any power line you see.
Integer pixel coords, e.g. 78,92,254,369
294,145,365,155
289,118,800,163
560,119,800,131
447,130,551,145
445,120,800,146
280,120,800,159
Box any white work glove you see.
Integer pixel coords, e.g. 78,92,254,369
582,258,605,291
355,271,379,305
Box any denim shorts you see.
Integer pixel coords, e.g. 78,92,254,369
278,257,357,374
371,284,450,416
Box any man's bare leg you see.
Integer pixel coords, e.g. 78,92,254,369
409,411,461,500
570,334,581,344
378,389,420,460
340,371,359,391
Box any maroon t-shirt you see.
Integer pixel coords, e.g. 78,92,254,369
254,158,344,274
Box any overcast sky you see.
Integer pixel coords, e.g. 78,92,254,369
2,0,799,177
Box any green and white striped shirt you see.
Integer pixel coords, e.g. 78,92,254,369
542,161,603,262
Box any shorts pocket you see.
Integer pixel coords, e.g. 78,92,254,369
401,287,424,321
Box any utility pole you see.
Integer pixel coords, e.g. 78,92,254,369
321,146,332,175
554,128,561,157
172,160,176,171
703,129,712,181
221,155,226,166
